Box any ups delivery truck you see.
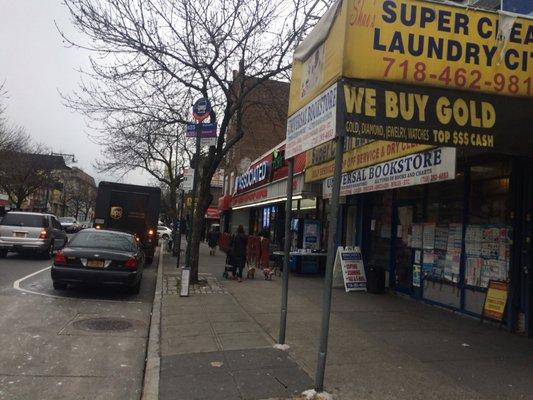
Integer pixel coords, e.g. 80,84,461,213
94,182,161,264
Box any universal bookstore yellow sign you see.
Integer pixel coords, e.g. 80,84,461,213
288,0,533,115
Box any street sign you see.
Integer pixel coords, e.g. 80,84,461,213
186,123,217,138
181,168,194,192
192,98,211,122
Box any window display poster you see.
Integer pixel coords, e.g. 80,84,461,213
434,226,448,250
333,247,367,292
423,223,436,250
447,223,463,250
413,264,421,287
422,250,435,274
411,224,423,248
482,281,508,322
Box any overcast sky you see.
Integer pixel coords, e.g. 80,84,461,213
0,0,149,186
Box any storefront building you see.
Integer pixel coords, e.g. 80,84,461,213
284,0,533,336
227,142,314,247
307,142,532,333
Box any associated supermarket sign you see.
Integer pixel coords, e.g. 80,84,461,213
323,147,455,198
235,161,269,192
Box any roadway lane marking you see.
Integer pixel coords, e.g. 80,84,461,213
12,265,143,303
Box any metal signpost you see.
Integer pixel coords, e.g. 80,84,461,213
281,80,342,393
278,157,294,344
184,98,212,270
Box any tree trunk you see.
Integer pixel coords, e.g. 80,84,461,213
169,181,177,219
188,170,213,283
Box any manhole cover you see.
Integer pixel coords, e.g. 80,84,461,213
73,318,133,332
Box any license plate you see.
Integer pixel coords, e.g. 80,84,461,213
87,260,105,268
13,232,26,238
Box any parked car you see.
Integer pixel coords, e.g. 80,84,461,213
157,225,173,240
0,212,68,258
78,220,93,230
50,228,145,293
59,217,81,233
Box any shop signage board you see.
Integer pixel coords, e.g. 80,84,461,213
340,79,533,155
235,161,269,193
210,168,224,188
305,139,431,183
181,168,194,192
345,0,533,98
288,0,533,118
323,147,456,198
286,83,338,159
333,246,367,292
482,280,508,321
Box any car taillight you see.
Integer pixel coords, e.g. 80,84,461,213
39,229,48,239
124,257,137,270
54,250,67,266
148,229,155,237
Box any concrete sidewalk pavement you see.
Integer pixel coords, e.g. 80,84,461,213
158,246,312,400
158,243,533,400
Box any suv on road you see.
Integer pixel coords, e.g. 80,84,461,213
0,212,68,259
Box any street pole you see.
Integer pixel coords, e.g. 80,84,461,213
184,124,202,268
278,157,294,344
314,129,345,392
175,190,184,268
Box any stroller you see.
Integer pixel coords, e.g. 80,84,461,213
222,253,235,279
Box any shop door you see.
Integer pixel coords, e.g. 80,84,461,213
394,203,416,294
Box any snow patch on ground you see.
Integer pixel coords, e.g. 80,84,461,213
302,389,333,400
273,343,290,351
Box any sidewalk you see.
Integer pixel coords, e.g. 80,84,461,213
159,246,312,400
159,243,533,400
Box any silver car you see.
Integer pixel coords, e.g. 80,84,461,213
0,212,68,259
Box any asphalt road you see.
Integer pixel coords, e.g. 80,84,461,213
0,247,157,400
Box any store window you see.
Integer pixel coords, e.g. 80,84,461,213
465,160,512,290
367,191,392,280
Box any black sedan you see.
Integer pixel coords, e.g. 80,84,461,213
51,228,145,293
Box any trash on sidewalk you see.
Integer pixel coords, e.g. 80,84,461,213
273,343,290,351
302,388,333,400
210,361,224,368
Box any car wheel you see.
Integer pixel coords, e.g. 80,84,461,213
162,234,169,240
53,281,67,290
42,241,55,260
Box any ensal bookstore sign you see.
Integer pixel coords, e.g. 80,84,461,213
235,161,269,192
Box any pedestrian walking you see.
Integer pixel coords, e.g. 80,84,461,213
230,225,248,282
207,226,220,256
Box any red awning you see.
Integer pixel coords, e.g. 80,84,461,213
218,195,232,212
205,207,220,219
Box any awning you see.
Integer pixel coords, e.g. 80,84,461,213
205,207,220,219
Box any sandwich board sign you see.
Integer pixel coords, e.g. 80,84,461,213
180,267,190,297
333,246,367,292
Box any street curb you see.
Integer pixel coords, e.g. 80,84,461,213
141,247,163,400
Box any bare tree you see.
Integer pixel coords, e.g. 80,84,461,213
0,149,66,210
0,83,30,153
61,0,331,281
